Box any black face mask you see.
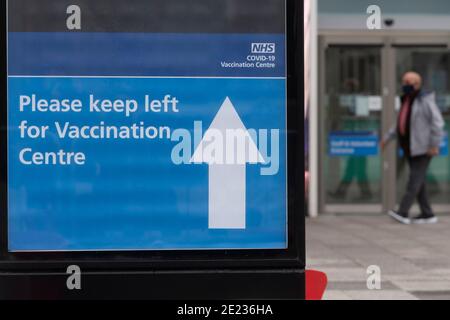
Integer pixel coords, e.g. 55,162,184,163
402,85,415,95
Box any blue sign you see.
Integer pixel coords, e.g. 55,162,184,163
7,9,287,251
329,131,379,156
439,132,449,156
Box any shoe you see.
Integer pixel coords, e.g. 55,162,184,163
412,214,438,224
388,210,411,224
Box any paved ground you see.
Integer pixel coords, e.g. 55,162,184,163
306,215,450,300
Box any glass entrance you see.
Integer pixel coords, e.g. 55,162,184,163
321,45,382,207
319,37,450,214
395,47,450,209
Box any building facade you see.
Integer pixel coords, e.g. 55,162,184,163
307,0,450,215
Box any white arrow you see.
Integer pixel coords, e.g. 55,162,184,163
190,97,265,229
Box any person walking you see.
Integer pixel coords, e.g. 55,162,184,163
381,71,444,224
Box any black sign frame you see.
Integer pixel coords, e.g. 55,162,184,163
0,0,304,299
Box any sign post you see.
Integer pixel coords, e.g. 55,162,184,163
0,0,304,299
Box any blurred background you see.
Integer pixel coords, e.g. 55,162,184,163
305,0,450,300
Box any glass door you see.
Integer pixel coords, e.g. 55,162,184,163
395,47,450,212
321,45,383,210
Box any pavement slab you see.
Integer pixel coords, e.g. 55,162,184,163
306,215,450,300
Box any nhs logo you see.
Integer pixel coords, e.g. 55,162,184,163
251,43,276,54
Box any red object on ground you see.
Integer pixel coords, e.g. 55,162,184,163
305,269,328,300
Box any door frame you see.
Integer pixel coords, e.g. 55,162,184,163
318,31,450,214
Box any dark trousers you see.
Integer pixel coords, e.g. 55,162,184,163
398,155,433,216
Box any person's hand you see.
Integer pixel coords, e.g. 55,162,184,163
427,146,439,157
379,140,385,152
